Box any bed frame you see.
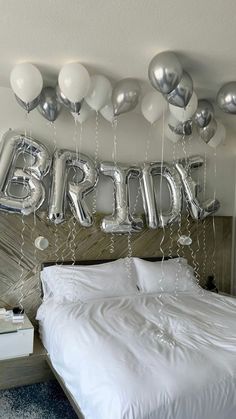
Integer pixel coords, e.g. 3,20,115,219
41,256,173,270
41,256,174,418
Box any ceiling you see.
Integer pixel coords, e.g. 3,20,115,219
1,0,236,129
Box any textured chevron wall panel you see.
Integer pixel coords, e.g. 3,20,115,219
0,211,232,325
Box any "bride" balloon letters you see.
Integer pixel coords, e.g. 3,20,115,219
0,130,220,233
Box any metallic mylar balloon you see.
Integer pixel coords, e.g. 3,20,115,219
49,150,97,226
148,51,183,94
194,99,214,128
140,162,182,229
166,71,193,108
0,130,51,215
15,94,40,112
199,118,217,143
175,156,220,220
169,92,198,122
38,87,61,122
168,117,193,136
112,78,140,116
216,82,236,114
100,162,143,233
56,86,82,114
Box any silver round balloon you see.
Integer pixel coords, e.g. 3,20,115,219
100,162,143,233
38,87,61,122
166,71,193,108
216,82,236,114
168,119,193,136
49,150,97,226
148,51,183,94
56,85,82,114
199,118,217,143
194,99,214,128
112,78,140,116
15,94,40,112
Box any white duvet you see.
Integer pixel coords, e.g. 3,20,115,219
37,290,236,419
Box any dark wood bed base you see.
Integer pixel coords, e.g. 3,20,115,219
41,256,174,270
47,357,85,419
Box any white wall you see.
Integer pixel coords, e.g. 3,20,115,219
0,86,235,216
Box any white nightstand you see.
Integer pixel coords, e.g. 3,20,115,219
0,313,34,360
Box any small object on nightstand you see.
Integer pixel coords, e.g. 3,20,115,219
12,306,25,322
204,275,218,293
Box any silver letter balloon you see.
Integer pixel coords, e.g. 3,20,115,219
0,130,51,215
175,156,220,219
100,162,143,233
49,150,97,226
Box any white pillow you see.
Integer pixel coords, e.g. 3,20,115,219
133,257,199,294
41,258,138,302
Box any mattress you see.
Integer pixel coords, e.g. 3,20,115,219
37,290,236,419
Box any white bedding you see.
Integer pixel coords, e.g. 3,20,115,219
37,290,236,419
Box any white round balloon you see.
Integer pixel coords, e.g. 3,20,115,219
58,62,90,103
141,91,166,124
10,63,43,104
169,92,198,122
85,75,112,111
73,101,94,123
100,100,114,123
208,121,226,148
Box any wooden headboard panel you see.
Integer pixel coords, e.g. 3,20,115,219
0,211,232,325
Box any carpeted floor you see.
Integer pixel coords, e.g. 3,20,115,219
0,380,78,419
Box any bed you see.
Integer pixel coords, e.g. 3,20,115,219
37,257,236,419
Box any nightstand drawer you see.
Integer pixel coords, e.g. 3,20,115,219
0,334,54,389
0,328,34,360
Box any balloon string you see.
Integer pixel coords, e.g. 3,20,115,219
133,125,151,216
202,151,207,283
173,136,186,298
168,142,176,259
194,153,201,284
125,232,133,282
18,113,30,309
158,110,166,312
156,112,176,347
212,148,217,281
181,136,196,270
70,116,80,265
186,134,200,281
50,121,60,264
126,125,152,281
110,117,118,254
92,111,100,217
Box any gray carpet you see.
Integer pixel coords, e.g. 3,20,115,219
0,380,78,419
